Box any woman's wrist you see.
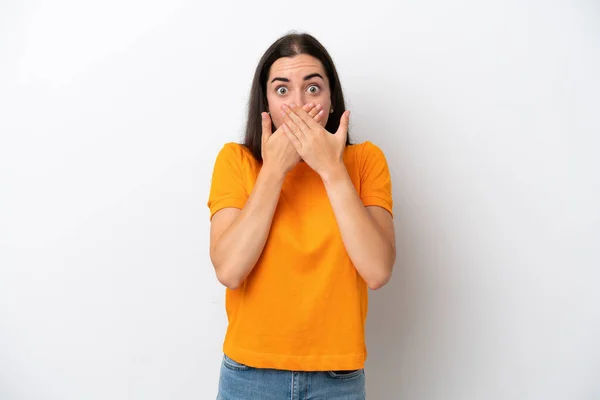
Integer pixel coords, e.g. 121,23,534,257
260,162,287,184
320,162,349,186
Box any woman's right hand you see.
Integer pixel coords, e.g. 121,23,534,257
261,103,323,177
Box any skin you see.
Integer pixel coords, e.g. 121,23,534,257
209,103,322,290
281,103,396,289
210,54,396,290
266,54,332,130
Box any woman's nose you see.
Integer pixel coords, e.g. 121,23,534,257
290,93,306,107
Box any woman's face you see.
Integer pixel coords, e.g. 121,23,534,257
266,54,332,129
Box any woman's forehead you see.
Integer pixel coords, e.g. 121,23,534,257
268,55,325,80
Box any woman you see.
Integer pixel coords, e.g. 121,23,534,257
207,32,396,400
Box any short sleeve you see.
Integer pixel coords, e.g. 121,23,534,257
359,141,394,217
207,143,249,220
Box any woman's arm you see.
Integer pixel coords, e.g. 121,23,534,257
209,166,284,290
280,104,396,289
321,165,396,290
210,105,322,289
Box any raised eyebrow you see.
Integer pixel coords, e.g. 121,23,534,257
303,73,324,81
270,73,324,84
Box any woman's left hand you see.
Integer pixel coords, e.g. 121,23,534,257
280,103,350,180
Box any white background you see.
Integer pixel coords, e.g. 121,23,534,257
1,1,599,399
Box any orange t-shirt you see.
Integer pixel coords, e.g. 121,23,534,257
207,141,393,371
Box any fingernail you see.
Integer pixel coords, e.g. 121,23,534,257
281,104,288,110
290,103,297,108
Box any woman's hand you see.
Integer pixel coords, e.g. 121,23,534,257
261,103,322,178
280,103,350,182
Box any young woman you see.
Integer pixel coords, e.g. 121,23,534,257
207,32,396,400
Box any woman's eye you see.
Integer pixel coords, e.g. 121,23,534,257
276,87,288,95
307,85,320,94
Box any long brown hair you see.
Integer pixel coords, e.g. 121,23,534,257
243,32,351,162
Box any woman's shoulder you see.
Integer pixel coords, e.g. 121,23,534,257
215,142,258,165
218,141,253,156
345,140,387,161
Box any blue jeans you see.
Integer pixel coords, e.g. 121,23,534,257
217,354,366,400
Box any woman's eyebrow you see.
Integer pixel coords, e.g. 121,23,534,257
270,73,324,83
303,73,323,81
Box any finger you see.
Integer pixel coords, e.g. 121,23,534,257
281,123,303,151
302,103,315,113
283,103,313,135
279,103,318,136
281,107,306,141
336,110,350,143
307,103,320,118
312,104,325,123
261,112,272,143
292,103,322,132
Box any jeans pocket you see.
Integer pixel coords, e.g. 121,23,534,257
222,354,251,371
326,369,364,380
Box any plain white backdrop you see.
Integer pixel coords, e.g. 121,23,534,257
1,0,599,399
